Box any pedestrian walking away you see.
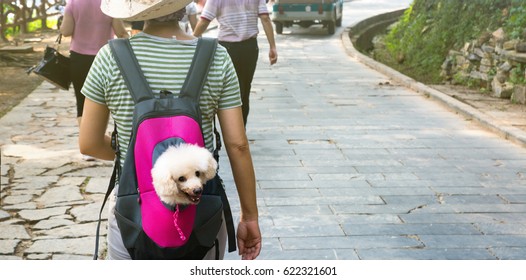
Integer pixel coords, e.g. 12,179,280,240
193,0,278,126
59,0,128,161
80,0,261,260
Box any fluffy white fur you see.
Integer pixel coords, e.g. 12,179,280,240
151,143,218,206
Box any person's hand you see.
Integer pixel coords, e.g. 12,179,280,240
269,47,278,65
237,219,261,260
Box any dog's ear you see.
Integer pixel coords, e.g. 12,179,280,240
151,161,173,189
203,152,218,181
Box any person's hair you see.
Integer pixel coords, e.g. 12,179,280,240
147,8,186,23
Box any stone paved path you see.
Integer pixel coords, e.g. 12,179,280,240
1,0,526,260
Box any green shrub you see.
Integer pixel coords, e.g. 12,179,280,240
510,64,526,85
380,0,524,84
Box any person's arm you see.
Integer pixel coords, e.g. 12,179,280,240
188,13,198,32
217,107,261,260
59,11,74,36
79,99,114,161
112,18,130,38
259,13,278,65
193,17,211,37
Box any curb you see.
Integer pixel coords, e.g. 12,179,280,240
341,27,526,148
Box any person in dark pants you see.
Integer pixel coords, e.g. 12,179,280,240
218,38,259,126
60,0,128,161
193,0,277,126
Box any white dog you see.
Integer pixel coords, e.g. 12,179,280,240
151,143,218,206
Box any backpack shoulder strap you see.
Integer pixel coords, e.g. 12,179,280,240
109,38,153,104
180,37,218,102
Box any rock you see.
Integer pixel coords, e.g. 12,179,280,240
503,39,518,50
477,32,492,46
492,28,506,43
491,77,513,99
511,85,526,104
468,53,481,62
515,41,526,53
0,45,33,53
482,45,495,53
496,70,508,83
499,61,512,72
0,240,19,255
474,48,486,58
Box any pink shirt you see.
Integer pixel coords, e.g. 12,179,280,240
200,0,269,42
65,0,114,55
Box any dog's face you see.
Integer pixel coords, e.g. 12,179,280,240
151,143,218,206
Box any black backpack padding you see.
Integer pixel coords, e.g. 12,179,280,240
93,37,236,260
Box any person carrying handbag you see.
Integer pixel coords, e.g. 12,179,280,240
59,0,128,161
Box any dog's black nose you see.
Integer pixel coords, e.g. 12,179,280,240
193,188,203,196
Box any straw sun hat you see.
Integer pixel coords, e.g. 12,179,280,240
101,0,192,21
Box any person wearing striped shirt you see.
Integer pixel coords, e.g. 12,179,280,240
79,1,261,260
193,0,278,126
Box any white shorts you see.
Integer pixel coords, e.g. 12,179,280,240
106,190,227,260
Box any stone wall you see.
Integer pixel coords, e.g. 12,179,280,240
441,28,526,104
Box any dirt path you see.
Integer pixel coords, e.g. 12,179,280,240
0,29,70,118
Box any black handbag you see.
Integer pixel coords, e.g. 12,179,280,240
27,34,71,90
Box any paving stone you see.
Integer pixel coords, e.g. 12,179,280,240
342,223,481,236
25,237,97,256
250,249,342,260
51,254,93,260
339,214,404,224
334,249,361,260
33,222,103,239
280,236,421,250
490,247,526,260
0,255,23,260
11,175,58,189
33,218,76,230
419,234,526,248
264,195,383,206
26,253,51,260
84,177,112,194
356,248,497,260
0,210,10,220
63,166,116,178
0,240,19,254
70,202,108,222
1,144,77,161
3,202,38,210
2,194,33,205
263,224,345,238
10,188,45,197
272,214,341,227
475,223,526,235
17,207,69,221
36,185,84,205
0,224,31,239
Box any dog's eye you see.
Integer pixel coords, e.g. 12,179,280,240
178,176,186,182
195,171,201,177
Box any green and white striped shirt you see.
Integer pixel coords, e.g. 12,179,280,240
82,33,241,167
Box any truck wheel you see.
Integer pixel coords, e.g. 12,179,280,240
336,15,342,27
328,21,335,35
275,22,283,34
